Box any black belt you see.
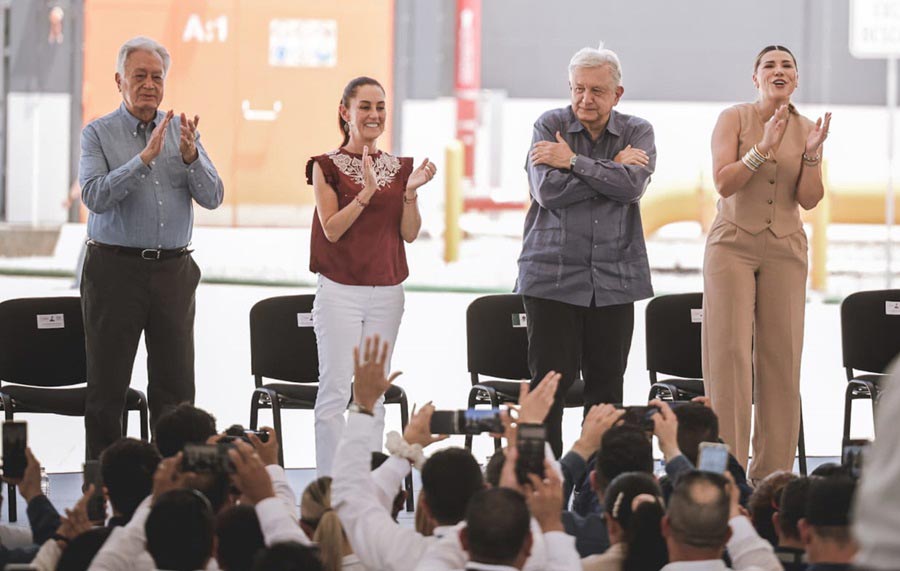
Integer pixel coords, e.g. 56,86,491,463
88,240,190,260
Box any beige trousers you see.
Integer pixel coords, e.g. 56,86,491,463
701,217,807,479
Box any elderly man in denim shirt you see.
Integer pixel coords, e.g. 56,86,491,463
516,46,655,456
79,36,223,458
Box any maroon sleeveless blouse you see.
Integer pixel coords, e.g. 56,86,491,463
305,148,413,286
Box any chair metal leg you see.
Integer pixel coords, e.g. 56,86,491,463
798,406,807,476
464,388,478,451
122,406,129,436
398,392,414,513
842,383,854,442
2,398,16,522
866,381,879,437
139,397,149,441
250,392,260,430
271,396,285,468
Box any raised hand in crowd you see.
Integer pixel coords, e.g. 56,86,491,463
3,447,46,502
517,370,561,424
613,144,650,166
54,484,97,547
526,461,565,533
569,403,625,461
650,399,682,461
352,335,401,411
691,395,712,408
179,112,200,164
138,109,174,166
228,440,275,505
152,453,193,501
247,426,279,466
403,401,448,449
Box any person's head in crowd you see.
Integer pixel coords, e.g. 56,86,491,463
672,403,719,465
146,488,216,571
154,403,217,457
774,476,810,550
252,542,323,571
371,451,406,521
215,504,265,571
419,447,485,527
799,476,858,564
662,471,731,561
603,472,668,571
189,469,232,514
747,470,797,546
300,477,351,571
591,424,654,494
56,526,113,571
810,462,846,478
459,488,532,569
100,437,162,523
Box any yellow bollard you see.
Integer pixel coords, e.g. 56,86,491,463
444,140,464,263
810,161,830,292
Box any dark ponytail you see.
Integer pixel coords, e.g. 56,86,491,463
339,76,385,147
604,472,668,571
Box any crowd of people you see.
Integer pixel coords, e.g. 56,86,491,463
0,335,894,571
51,26,893,571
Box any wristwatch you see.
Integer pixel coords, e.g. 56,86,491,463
569,154,578,171
348,402,374,417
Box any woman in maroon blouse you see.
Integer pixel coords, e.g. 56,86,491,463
305,76,436,476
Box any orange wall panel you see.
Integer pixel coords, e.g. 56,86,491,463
83,0,394,223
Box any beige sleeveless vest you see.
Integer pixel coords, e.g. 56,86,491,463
717,103,811,238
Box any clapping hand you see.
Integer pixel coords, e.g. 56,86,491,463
531,131,575,169
758,104,789,156
179,113,200,164
570,404,625,460
361,145,378,192
407,159,437,192
140,109,174,166
805,112,832,155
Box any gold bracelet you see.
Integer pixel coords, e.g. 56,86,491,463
802,152,820,166
741,145,768,172
354,197,368,208
403,192,418,205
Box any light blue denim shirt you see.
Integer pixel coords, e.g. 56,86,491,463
516,106,656,308
79,103,224,249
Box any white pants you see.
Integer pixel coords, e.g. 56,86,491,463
312,275,405,477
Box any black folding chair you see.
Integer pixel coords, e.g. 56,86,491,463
464,294,584,451
645,293,807,475
0,296,149,522
247,294,414,511
840,289,900,441
646,293,706,401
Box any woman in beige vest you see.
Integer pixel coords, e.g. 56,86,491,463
702,45,830,481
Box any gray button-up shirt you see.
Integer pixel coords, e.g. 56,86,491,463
79,103,224,249
516,106,655,307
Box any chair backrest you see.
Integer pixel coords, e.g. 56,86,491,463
645,292,704,380
249,295,319,384
466,294,531,382
840,289,900,375
0,296,87,387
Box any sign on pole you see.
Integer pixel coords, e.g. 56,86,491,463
851,0,899,287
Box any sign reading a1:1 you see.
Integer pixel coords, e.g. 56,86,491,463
851,0,900,58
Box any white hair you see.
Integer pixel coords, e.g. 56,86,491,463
568,45,622,85
116,36,171,78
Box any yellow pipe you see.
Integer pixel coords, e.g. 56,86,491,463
444,140,464,263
